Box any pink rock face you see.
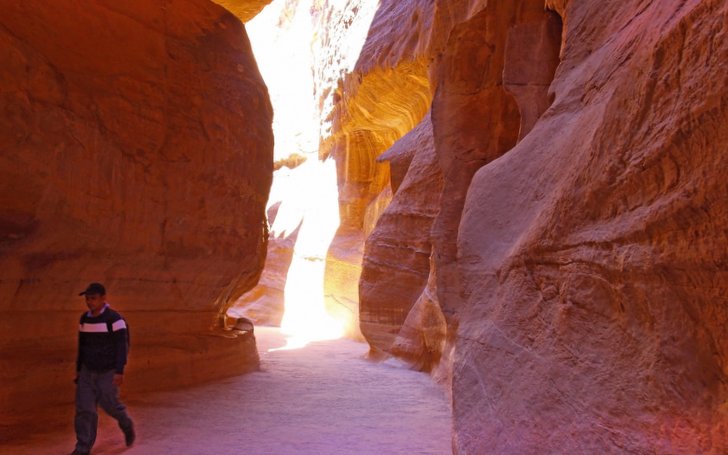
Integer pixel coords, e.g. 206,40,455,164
351,0,727,451
359,113,444,357
0,0,271,430
389,253,447,374
449,1,728,453
430,0,552,327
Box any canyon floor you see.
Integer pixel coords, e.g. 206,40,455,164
2,327,452,455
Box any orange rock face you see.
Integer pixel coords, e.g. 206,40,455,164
0,0,271,431
315,0,434,229
305,0,439,355
211,0,272,22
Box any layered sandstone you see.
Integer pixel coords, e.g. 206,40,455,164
314,0,434,228
356,0,558,370
450,0,728,452
359,113,444,360
430,0,561,327
232,0,438,339
306,0,438,351
0,0,271,431
349,0,728,452
354,0,558,376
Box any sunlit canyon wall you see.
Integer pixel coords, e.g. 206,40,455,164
229,0,328,330
230,0,399,338
349,0,728,453
231,0,438,340
0,0,272,430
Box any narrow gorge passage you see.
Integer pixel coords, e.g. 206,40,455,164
3,327,452,455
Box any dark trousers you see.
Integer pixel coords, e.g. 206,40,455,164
74,366,133,453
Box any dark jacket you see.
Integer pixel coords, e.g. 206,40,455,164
76,305,129,374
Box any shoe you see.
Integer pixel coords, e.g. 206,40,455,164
123,422,136,447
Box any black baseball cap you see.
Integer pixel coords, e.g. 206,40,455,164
79,282,106,296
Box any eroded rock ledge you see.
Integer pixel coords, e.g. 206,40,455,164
0,0,271,431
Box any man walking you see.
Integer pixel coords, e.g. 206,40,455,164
70,282,135,455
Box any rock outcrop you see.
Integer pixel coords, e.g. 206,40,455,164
0,0,271,432
211,0,272,23
307,0,437,351
315,0,434,228
359,113,444,360
350,0,728,452
450,1,728,452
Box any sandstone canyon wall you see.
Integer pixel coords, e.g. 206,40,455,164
350,0,728,453
229,0,437,338
228,0,346,332
0,0,272,432
211,0,271,23
359,113,444,361
451,1,728,452
314,0,437,341
226,0,313,328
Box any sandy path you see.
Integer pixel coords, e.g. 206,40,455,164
3,327,451,455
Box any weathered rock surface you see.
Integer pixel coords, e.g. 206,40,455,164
315,0,434,229
211,0,272,23
359,113,444,359
324,226,367,339
356,0,558,373
349,0,728,452
430,0,558,327
389,254,447,374
448,1,728,453
233,0,439,342
0,0,271,431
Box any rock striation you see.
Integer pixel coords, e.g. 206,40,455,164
0,0,272,432
309,0,439,353
359,113,444,361
314,0,434,229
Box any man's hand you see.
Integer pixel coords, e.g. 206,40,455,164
113,374,124,387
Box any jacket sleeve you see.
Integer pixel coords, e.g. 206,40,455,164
112,319,129,374
76,316,83,372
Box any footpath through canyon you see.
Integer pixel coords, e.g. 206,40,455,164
1,327,452,455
